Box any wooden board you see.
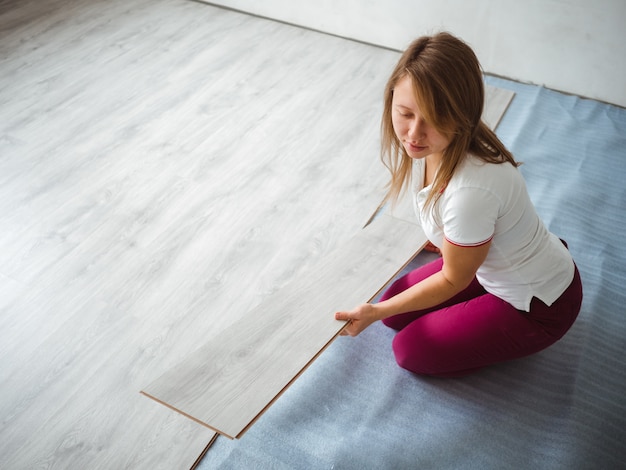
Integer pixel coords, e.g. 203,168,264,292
141,214,427,439
483,84,515,130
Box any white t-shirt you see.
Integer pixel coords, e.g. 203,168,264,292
411,154,575,311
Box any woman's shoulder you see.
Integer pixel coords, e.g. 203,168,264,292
453,154,519,184
465,153,517,170
444,155,523,203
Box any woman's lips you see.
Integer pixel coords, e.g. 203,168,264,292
407,142,427,152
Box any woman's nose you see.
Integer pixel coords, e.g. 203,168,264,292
408,118,425,139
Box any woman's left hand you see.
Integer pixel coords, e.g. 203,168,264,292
424,241,441,254
334,303,379,337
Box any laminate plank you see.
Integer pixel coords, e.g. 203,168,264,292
141,213,427,439
483,84,515,130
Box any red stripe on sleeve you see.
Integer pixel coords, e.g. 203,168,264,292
444,235,493,247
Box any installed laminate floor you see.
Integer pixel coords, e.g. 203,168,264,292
0,0,513,467
0,0,396,468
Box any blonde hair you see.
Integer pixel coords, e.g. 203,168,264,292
381,32,519,210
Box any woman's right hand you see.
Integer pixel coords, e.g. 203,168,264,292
334,303,379,337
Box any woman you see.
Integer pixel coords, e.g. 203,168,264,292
334,32,583,377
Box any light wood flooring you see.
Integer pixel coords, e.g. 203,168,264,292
0,0,513,467
141,213,428,439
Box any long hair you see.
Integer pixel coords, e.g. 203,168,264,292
381,32,518,210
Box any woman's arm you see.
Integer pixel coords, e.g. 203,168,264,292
335,239,491,336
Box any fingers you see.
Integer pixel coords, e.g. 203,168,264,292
335,311,357,336
340,321,357,337
335,304,375,337
424,241,441,254
334,311,352,322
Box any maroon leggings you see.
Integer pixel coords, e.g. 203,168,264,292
380,257,583,377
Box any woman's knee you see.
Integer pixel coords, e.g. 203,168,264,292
390,321,482,377
391,334,484,377
391,331,433,375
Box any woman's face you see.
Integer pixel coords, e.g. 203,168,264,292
391,75,451,162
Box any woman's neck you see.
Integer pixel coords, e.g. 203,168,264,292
424,153,442,187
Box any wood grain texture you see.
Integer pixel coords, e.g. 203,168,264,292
141,214,428,438
0,0,401,468
0,0,514,466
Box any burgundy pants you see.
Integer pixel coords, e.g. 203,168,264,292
380,257,583,377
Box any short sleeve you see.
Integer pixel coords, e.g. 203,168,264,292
441,187,500,246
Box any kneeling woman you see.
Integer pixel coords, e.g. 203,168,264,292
335,32,583,377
